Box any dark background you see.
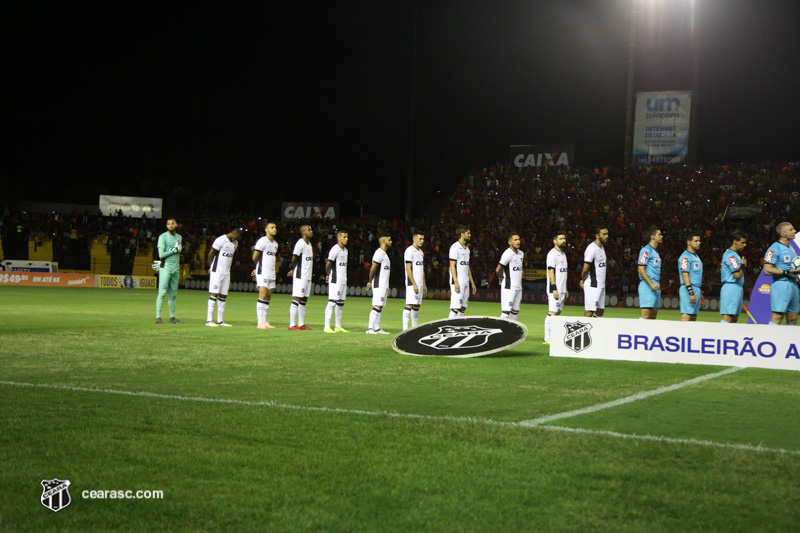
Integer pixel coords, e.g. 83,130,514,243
4,1,799,219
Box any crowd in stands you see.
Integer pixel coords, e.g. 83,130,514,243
2,160,797,297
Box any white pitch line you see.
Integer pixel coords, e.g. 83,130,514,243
518,366,743,427
4,374,798,456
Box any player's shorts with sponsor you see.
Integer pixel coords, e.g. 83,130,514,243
208,272,231,295
719,283,743,316
372,287,389,307
405,285,423,306
256,274,276,290
158,268,179,294
328,282,347,301
584,286,605,312
292,278,312,298
638,281,661,308
547,291,565,313
450,281,470,309
501,288,522,311
770,279,800,314
679,285,701,315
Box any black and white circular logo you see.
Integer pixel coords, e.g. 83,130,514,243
392,316,528,358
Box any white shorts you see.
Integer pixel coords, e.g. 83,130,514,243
548,292,565,313
209,273,230,296
450,282,470,310
584,286,606,312
405,285,423,306
501,288,522,311
328,283,347,301
372,287,388,307
292,278,312,298
256,276,276,290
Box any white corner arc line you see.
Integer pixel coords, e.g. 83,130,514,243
518,366,743,427
4,373,798,456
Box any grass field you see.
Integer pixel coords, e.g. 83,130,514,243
2,286,800,532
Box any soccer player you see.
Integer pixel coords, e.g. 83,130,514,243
288,224,314,331
544,231,568,344
496,232,524,321
637,227,663,320
762,221,799,326
580,226,609,318
678,232,703,322
155,217,183,324
366,233,392,334
448,226,477,318
206,228,241,327
252,221,278,329
403,231,426,330
324,230,350,333
720,231,748,323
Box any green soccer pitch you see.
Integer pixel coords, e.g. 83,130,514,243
2,286,800,531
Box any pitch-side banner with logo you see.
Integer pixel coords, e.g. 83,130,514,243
633,90,691,166
281,202,339,220
0,272,94,287
747,237,800,324
99,195,163,218
509,145,574,170
549,316,800,371
96,275,158,289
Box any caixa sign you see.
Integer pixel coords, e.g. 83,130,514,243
509,145,574,169
281,202,339,220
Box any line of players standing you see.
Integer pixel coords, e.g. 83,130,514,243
154,219,800,332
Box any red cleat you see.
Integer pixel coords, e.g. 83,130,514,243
299,325,313,330
288,326,301,331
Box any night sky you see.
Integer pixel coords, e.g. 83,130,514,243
4,1,799,219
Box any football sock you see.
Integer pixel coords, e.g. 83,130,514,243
544,313,552,341
509,311,518,321
156,292,165,319
335,302,344,328
457,311,465,317
369,307,381,330
298,301,307,326
501,311,510,319
403,307,411,330
325,301,336,330
217,296,226,323
207,296,217,322
411,308,419,327
257,299,268,323
290,300,299,327
168,294,176,318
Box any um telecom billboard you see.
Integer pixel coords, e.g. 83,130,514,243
633,90,691,166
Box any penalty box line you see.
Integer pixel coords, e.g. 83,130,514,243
4,373,798,457
518,366,743,427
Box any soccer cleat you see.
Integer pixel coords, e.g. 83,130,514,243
299,325,312,330
257,322,268,330
264,322,275,329
206,321,218,327
217,322,232,327
288,326,301,331
334,327,350,333
170,317,183,324
324,327,336,333
366,329,377,335
155,318,164,324
542,340,550,345
375,329,390,335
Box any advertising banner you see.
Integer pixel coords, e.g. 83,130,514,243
1,260,58,273
281,202,340,220
96,275,158,289
0,272,93,287
550,316,800,371
632,90,691,166
509,145,574,170
99,195,163,218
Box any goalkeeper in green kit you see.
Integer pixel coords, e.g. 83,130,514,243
154,217,184,324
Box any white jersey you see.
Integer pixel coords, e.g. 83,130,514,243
210,235,238,275
292,238,314,282
254,236,278,280
449,241,471,284
583,242,607,289
327,244,348,285
370,248,391,289
404,245,424,288
498,247,524,290
546,247,568,294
